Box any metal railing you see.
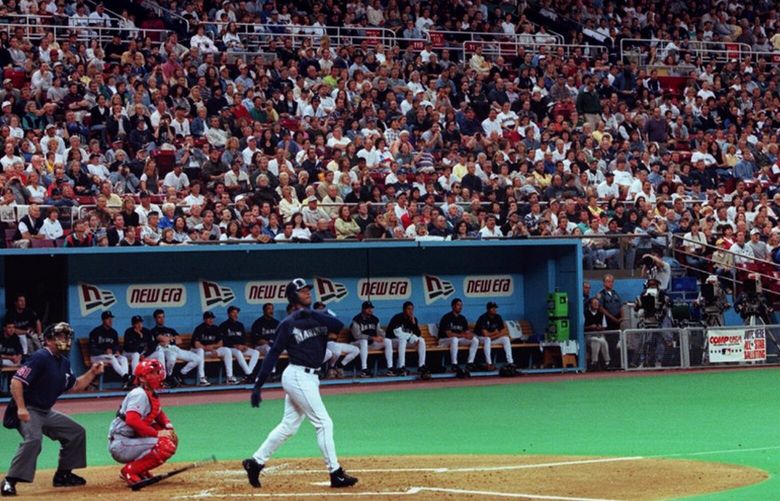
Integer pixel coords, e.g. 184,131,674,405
0,22,169,44
421,26,564,47
139,0,190,33
619,38,752,67
461,40,607,60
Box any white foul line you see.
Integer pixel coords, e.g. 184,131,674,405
174,486,621,500
652,445,780,458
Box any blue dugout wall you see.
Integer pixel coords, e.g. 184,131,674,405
0,240,584,372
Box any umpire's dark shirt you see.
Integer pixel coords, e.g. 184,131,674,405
12,348,76,410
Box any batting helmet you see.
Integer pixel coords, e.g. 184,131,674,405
134,358,166,390
285,278,312,305
43,322,74,355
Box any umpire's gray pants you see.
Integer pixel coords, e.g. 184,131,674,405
7,406,86,482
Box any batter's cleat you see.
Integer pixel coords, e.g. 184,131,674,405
242,458,264,488
197,377,212,387
330,468,358,488
53,471,86,487
226,377,240,385
359,369,372,378
1,478,16,497
120,464,143,485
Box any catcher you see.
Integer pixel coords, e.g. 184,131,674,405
107,359,178,486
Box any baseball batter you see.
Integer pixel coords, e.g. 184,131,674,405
350,301,394,377
108,359,178,485
243,278,358,489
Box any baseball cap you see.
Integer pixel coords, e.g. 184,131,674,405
203,311,215,319
306,196,318,203
101,311,115,319
486,301,498,310
1,101,10,108
227,305,241,314
750,228,761,235
131,315,143,324
362,301,374,310
605,171,614,177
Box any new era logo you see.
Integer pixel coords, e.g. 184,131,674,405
315,277,348,304
200,280,235,311
79,283,117,316
423,274,455,304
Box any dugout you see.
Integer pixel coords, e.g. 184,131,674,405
0,239,584,374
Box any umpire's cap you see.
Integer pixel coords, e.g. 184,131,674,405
286,278,312,304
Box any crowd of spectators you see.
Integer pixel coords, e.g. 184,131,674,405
0,0,778,286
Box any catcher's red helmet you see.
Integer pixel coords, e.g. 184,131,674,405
134,358,166,389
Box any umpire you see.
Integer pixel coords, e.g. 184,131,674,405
1,322,104,497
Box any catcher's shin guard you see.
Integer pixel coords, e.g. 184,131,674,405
122,436,177,483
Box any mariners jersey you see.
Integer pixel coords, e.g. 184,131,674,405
88,326,120,356
475,313,505,336
109,387,158,438
437,312,469,339
350,313,383,340
220,319,248,347
191,322,223,347
123,328,154,355
386,313,421,339
251,316,279,345
257,309,344,382
0,334,22,356
150,325,178,347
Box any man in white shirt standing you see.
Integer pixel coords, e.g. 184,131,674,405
481,108,502,144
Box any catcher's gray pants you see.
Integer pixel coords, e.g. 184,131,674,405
108,435,158,463
7,406,86,482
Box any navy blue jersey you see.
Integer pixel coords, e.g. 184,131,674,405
250,316,279,345
475,313,505,336
150,325,178,348
191,322,222,347
438,312,469,339
89,325,120,356
0,333,23,357
256,308,344,386
386,313,421,338
123,327,154,355
220,319,248,347
13,348,76,410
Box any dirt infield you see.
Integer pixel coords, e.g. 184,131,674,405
8,454,766,500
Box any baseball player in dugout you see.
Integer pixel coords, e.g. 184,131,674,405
108,358,177,486
243,278,358,489
2,323,105,497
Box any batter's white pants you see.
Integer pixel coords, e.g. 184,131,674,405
193,347,234,378
352,338,393,370
325,342,360,367
253,364,340,473
482,336,514,364
391,336,427,368
154,345,204,379
122,352,141,373
91,354,129,376
439,336,479,365
589,335,610,364
230,347,259,376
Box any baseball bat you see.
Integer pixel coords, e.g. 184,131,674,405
130,455,217,491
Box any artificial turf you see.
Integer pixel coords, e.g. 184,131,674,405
1,369,779,500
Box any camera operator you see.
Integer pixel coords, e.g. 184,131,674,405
734,273,772,326
695,275,730,327
641,253,672,291
633,278,673,367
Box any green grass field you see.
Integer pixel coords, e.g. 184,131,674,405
2,369,779,500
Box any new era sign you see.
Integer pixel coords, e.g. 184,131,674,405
423,274,455,304
78,283,117,316
199,280,235,311
315,277,348,304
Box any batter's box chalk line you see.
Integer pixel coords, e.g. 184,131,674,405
175,487,620,500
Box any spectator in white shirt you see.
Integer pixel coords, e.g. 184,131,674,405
190,26,218,53
163,164,190,193
596,172,620,199
481,108,502,140
479,215,504,238
40,207,63,240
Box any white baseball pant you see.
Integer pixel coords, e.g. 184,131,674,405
352,338,394,370
438,336,479,365
253,364,340,473
325,342,360,367
155,345,205,379
482,336,514,364
192,347,234,378
589,335,610,364
390,335,426,368
122,352,141,373
230,347,259,376
91,354,129,376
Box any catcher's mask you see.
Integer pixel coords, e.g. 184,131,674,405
134,358,166,390
44,322,74,356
